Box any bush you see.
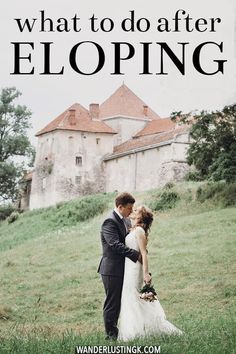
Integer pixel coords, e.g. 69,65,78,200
149,190,180,211
185,171,203,182
218,183,236,207
196,182,236,207
164,182,175,190
0,204,15,222
208,144,236,183
50,194,109,227
196,182,225,203
7,211,20,224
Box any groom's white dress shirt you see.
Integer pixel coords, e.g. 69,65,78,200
114,208,128,232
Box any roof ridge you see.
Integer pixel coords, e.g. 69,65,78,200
36,102,116,136
111,126,189,157
99,84,160,120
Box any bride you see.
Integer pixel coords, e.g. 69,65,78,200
118,206,183,341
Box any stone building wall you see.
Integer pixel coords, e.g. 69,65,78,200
30,130,114,209
104,132,190,193
103,116,148,145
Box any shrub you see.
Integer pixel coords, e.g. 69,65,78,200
218,182,236,207
185,171,203,182
196,182,225,203
0,204,15,222
196,182,236,207
149,190,180,211
50,194,109,227
7,211,20,224
164,182,175,190
196,186,203,203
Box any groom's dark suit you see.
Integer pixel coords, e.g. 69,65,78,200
98,210,139,338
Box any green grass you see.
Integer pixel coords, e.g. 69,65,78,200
0,182,235,353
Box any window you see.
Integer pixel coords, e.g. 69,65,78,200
75,176,82,185
96,138,101,145
75,156,82,166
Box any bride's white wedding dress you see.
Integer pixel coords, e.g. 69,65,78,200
118,226,183,341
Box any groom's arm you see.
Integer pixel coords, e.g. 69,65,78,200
102,219,139,263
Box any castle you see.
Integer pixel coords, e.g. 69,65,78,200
21,84,190,210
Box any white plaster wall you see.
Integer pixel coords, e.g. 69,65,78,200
171,142,189,162
30,131,58,209
136,146,172,190
105,138,190,193
103,117,148,145
53,130,114,181
105,154,136,192
30,130,114,209
105,144,172,192
171,133,190,161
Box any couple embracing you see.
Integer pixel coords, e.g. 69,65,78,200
98,192,182,341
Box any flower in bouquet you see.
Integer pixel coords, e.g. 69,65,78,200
139,282,158,302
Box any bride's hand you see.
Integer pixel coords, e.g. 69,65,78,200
144,273,152,284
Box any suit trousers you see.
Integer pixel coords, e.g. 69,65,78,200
101,275,124,338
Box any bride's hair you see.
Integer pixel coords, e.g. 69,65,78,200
135,206,153,237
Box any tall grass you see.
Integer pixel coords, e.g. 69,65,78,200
0,192,114,251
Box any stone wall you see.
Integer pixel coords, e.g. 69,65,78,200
30,130,114,209
104,132,190,193
103,116,148,145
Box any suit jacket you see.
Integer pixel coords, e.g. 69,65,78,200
98,210,139,277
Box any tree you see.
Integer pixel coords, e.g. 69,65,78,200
171,103,236,182
0,87,35,202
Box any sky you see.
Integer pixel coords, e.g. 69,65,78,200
0,0,236,146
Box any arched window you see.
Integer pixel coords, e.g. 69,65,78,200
75,156,82,166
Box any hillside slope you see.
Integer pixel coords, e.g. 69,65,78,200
0,183,235,353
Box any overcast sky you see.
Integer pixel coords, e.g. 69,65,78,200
1,0,236,146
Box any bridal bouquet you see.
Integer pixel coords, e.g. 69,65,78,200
139,282,158,302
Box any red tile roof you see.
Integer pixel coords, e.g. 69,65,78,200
104,126,189,159
36,104,116,136
99,84,160,120
134,118,176,137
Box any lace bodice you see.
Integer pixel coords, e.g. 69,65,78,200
125,226,145,251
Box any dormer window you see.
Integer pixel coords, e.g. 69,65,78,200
75,156,82,166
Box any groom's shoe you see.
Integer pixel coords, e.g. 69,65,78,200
105,335,117,341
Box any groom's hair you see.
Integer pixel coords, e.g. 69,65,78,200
115,192,135,207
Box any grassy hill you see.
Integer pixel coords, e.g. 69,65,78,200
0,182,235,353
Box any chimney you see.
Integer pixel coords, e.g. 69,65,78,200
143,105,148,117
89,103,99,120
68,109,76,125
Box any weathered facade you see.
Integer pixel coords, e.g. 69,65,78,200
26,84,190,210
104,129,190,192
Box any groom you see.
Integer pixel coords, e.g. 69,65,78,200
98,192,141,340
